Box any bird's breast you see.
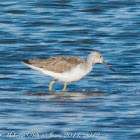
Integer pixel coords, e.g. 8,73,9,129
58,64,93,83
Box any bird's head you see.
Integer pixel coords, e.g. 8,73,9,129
88,51,116,72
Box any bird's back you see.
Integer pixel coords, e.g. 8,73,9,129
23,56,85,73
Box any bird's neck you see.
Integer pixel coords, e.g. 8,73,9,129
85,56,95,69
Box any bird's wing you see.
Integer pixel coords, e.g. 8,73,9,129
24,56,85,73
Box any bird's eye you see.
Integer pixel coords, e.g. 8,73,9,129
100,56,102,58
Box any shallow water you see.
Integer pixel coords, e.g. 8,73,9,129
0,0,140,139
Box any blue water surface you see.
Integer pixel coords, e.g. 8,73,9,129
0,0,140,139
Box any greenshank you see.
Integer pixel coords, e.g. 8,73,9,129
23,51,115,91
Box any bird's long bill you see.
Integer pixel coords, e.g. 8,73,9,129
102,61,116,72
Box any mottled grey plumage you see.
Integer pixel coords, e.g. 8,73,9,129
24,56,85,73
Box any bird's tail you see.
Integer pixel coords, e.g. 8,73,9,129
22,60,43,72
22,60,31,65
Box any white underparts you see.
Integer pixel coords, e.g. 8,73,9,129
23,63,93,83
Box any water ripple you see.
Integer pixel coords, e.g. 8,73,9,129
0,0,139,139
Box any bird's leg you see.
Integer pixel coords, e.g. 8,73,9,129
49,80,55,91
63,82,67,92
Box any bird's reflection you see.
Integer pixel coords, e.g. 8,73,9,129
25,90,104,101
